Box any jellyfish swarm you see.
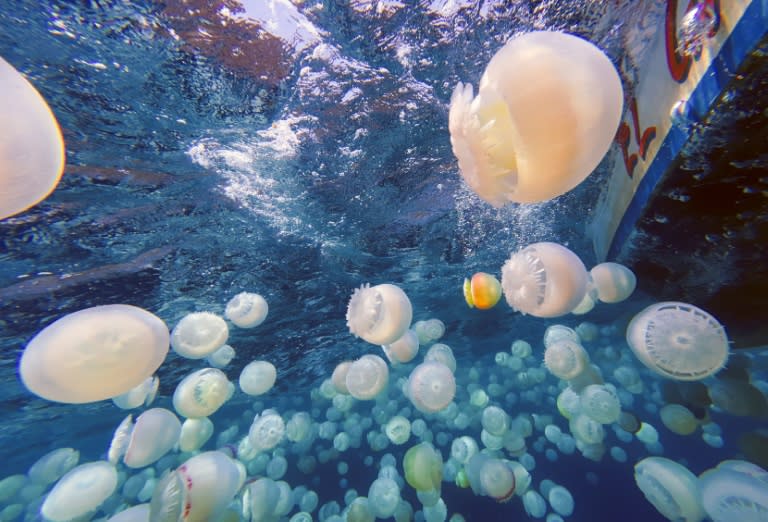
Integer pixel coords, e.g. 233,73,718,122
463,272,502,309
501,242,588,318
0,57,65,220
18,304,169,404
346,283,413,345
448,31,623,206
626,302,729,381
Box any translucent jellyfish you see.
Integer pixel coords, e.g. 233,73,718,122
403,442,443,492
0,56,65,219
385,416,411,445
124,408,181,468
634,457,705,521
0,475,25,503
382,329,420,364
575,321,599,343
286,412,312,443
346,283,413,345
41,461,118,522
28,448,79,486
414,318,446,344
112,375,159,410
448,31,623,206
548,485,574,516
501,242,588,318
626,302,729,381
225,291,269,328
613,366,644,394
466,453,516,503
345,355,389,400
523,490,547,518
511,339,532,358
150,451,245,522
331,361,352,393
424,343,457,373
589,262,636,303
463,272,502,309
179,417,215,452
368,478,401,518
636,422,660,445
481,406,509,436
106,503,150,522
450,436,479,465
579,384,621,424
660,404,699,436
249,411,286,452
172,368,231,418
18,304,169,404
206,344,236,368
170,312,229,359
544,338,589,381
239,360,277,396
699,462,768,522
407,362,456,414
346,497,375,522
569,413,605,445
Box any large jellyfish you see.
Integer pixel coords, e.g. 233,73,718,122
19,304,169,404
699,460,768,522
448,31,623,206
239,360,277,396
346,283,413,345
123,408,182,468
589,262,636,303
407,361,456,414
501,242,588,318
170,312,229,359
172,368,232,418
634,456,705,521
41,461,118,522
626,302,729,381
0,56,65,220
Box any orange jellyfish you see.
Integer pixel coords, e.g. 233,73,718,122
463,272,502,310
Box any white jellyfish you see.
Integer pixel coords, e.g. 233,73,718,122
450,436,479,465
112,375,159,410
626,302,729,381
579,384,621,424
331,361,352,394
590,262,636,303
106,504,150,522
544,339,590,381
382,329,420,364
27,448,79,486
465,453,516,503
407,362,456,414
170,312,229,359
548,485,574,517
249,411,286,452
41,461,118,522
19,304,169,404
345,354,389,400
0,56,65,220
368,477,401,518
172,368,231,418
481,406,509,437
179,417,215,452
424,343,457,373
239,360,277,396
501,242,589,318
346,283,413,345
206,344,236,368
385,416,411,446
448,31,623,206
698,460,768,522
124,408,181,468
634,457,705,521
225,291,269,328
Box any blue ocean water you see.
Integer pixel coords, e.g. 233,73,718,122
1,1,767,521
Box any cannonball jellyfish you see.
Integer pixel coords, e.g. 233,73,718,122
346,355,389,400
172,368,231,418
346,283,413,345
589,262,636,303
544,339,589,381
382,329,420,364
403,442,443,492
239,360,277,396
463,272,502,310
150,451,245,522
0,56,65,220
634,457,705,521
19,304,169,404
626,302,729,381
407,362,456,414
448,31,623,206
501,242,588,318
225,292,268,328
41,461,118,522
170,312,229,359
124,408,181,468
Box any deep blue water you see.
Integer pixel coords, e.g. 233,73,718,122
1,1,767,522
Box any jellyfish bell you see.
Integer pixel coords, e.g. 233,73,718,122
346,283,413,345
463,272,502,310
112,375,159,410
41,461,118,522
424,343,457,373
448,31,623,206
403,442,443,492
27,448,79,486
589,262,636,303
19,304,169,404
225,292,269,328
660,404,699,436
407,361,456,414
170,312,229,360
634,457,705,522
465,453,516,503
172,368,231,418
107,503,150,522
382,329,419,365
544,339,589,381
248,411,286,452
239,360,277,396
626,302,729,381
179,417,215,453
124,408,182,468
699,461,768,522
0,56,65,220
345,355,389,400
501,242,588,318
579,384,621,424
332,361,353,394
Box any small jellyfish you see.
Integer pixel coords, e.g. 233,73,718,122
41,461,118,522
206,344,236,368
249,411,286,452
579,384,621,425
385,416,411,446
501,242,589,318
626,302,729,381
239,360,277,396
589,262,636,303
403,442,443,492
448,31,623,206
170,312,229,359
27,448,79,486
544,339,589,381
346,283,413,345
634,457,705,521
382,329,420,364
368,477,401,518
123,408,182,468
465,453,516,503
414,318,446,344
481,406,509,437
346,354,389,400
179,417,215,452
450,436,479,464
660,404,699,436
172,368,231,418
225,292,269,328
331,361,353,394
112,375,159,410
19,304,169,404
424,343,457,373
548,485,575,517
407,362,456,414
0,57,65,220
463,272,502,309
